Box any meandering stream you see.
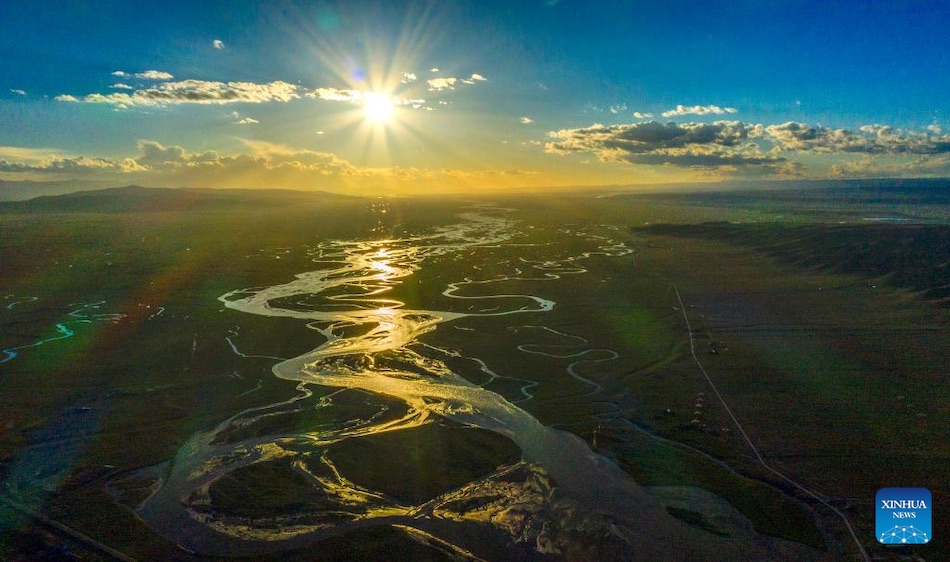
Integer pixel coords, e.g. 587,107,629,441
127,207,821,560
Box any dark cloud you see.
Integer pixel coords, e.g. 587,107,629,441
546,119,950,171
546,120,780,168
766,122,950,155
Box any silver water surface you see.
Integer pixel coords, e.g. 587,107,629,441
128,208,823,560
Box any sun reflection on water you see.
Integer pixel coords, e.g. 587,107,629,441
127,208,760,561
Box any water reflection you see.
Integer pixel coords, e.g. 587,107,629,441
123,207,821,560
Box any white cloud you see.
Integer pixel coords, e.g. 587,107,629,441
9,89,26,96
520,116,534,124
135,70,174,80
609,104,627,114
109,70,174,80
430,68,440,73
927,124,942,134
235,117,259,125
57,68,475,113
429,74,485,90
398,98,432,110
661,104,738,118
58,80,301,108
401,72,417,83
213,39,225,50
306,87,362,103
427,77,457,91
633,112,653,119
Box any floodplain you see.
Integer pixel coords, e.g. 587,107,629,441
0,182,947,561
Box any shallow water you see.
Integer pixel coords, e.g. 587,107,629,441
127,207,822,560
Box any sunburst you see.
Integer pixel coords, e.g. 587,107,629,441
362,92,394,126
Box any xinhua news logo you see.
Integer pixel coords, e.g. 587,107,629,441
876,488,931,545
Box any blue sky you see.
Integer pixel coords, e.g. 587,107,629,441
1,0,949,194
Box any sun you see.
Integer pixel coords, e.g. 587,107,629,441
362,92,394,125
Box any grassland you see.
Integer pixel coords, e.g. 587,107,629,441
0,183,947,560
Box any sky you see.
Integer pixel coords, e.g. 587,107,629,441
1,0,949,195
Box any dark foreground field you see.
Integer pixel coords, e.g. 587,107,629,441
0,183,947,561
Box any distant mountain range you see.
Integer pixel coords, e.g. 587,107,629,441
0,179,127,202
598,177,950,206
0,185,362,213
0,178,947,214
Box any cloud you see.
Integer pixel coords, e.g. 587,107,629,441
0,140,543,192
60,68,472,112
545,118,950,178
829,152,950,178
427,73,485,90
0,154,143,174
401,72,417,83
633,111,653,119
546,120,781,169
234,117,259,125
213,39,225,50
765,122,950,155
520,116,534,124
462,73,487,84
399,98,432,110
427,77,457,91
135,70,174,80
661,104,738,118
9,89,26,96
0,146,71,161
110,70,174,80
57,79,301,108
306,87,363,103
122,140,370,179
304,88,433,111
609,104,627,114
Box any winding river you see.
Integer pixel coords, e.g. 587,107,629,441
126,207,821,560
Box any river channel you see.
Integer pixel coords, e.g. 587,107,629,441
126,206,821,560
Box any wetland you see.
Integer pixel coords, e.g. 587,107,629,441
0,183,947,561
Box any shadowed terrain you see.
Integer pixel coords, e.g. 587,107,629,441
0,182,946,561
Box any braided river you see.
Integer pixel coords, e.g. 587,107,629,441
123,207,821,560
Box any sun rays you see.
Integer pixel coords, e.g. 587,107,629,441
362,92,395,126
